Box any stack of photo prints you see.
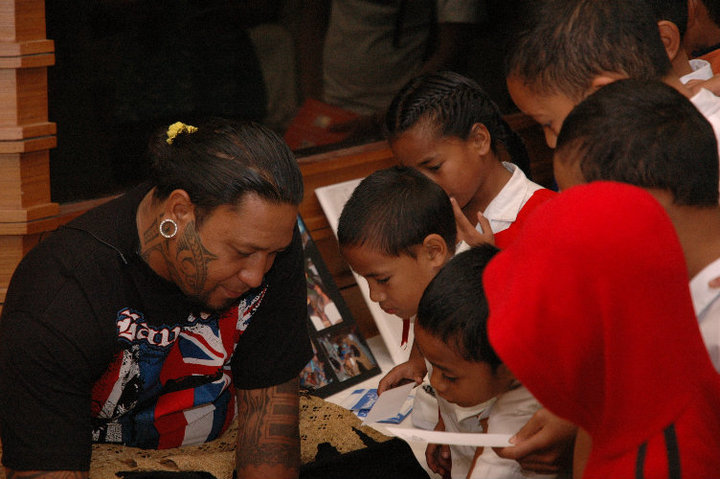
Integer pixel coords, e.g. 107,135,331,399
298,217,381,397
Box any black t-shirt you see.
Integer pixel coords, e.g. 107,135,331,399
0,184,312,471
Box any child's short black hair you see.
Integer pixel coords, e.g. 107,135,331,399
384,71,531,175
337,166,456,257
649,0,688,36
506,0,673,100
556,78,719,206
417,245,502,369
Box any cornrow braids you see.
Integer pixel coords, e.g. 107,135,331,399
385,71,531,176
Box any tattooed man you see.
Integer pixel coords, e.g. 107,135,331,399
0,119,311,479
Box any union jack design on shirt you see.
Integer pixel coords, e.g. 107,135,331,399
90,287,266,448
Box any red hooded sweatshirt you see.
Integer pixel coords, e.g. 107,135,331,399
485,182,720,478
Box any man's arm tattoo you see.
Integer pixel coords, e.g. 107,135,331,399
235,377,301,475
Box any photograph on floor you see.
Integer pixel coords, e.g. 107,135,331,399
316,326,378,381
300,341,334,390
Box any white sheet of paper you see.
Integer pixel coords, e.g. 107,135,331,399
384,426,514,448
362,382,415,424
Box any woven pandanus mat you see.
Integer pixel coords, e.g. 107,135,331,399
0,393,392,479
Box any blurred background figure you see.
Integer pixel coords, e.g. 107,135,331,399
293,0,485,142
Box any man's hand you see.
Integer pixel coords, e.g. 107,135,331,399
377,342,427,395
425,415,452,479
451,198,495,247
235,377,301,479
494,408,576,474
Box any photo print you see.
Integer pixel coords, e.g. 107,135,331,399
297,216,380,397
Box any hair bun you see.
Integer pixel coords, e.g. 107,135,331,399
166,121,198,145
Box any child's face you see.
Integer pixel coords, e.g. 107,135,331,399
390,124,492,210
342,244,440,319
415,324,510,408
507,75,577,149
552,149,587,191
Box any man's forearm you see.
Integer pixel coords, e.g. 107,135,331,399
235,377,301,479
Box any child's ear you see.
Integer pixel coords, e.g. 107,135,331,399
589,72,627,93
421,234,450,268
470,123,492,156
657,20,683,62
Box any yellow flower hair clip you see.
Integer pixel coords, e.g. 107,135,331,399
166,121,198,145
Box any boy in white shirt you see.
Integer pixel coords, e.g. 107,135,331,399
554,78,720,373
415,246,555,479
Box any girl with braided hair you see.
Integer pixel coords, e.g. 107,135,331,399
384,71,554,250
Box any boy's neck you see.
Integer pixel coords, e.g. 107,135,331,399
462,159,513,223
672,51,694,78
650,190,720,278
672,206,720,279
663,73,695,98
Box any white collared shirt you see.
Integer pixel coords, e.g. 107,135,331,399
436,383,552,479
681,59,714,84
690,257,720,372
456,162,545,253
